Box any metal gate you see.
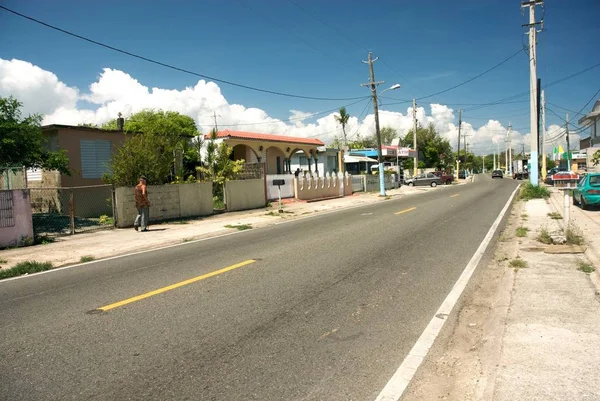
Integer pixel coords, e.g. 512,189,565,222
29,185,115,237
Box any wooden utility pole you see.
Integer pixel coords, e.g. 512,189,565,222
361,52,386,196
213,111,219,132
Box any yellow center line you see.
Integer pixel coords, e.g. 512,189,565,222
97,259,257,312
450,194,460,198
395,207,417,215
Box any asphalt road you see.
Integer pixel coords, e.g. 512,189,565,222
0,175,519,401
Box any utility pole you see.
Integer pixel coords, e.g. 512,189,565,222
541,90,547,180
522,0,543,185
497,142,500,171
213,111,219,132
508,123,513,176
483,154,486,173
493,148,496,170
566,113,571,172
456,109,462,180
413,99,418,176
505,131,509,173
361,52,386,196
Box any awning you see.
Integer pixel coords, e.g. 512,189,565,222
344,155,377,163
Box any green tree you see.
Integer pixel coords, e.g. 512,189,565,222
348,133,377,149
380,127,398,146
593,149,600,166
401,123,453,168
334,107,350,148
103,109,200,185
0,96,70,174
197,129,245,198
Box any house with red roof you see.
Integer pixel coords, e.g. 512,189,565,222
205,130,325,175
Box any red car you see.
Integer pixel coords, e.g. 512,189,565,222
431,171,455,185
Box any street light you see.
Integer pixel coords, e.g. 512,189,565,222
373,84,401,196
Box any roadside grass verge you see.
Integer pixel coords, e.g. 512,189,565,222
565,225,585,245
0,261,53,280
520,183,550,201
509,258,528,270
577,260,595,274
79,255,95,263
225,224,253,231
547,212,563,219
537,227,553,245
516,226,529,237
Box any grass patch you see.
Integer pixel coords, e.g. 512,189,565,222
265,211,279,216
565,225,585,245
547,212,563,220
537,227,553,245
79,255,95,263
182,237,193,243
520,183,550,201
225,224,253,231
516,226,529,237
577,260,595,274
0,258,6,264
509,258,528,269
0,261,53,280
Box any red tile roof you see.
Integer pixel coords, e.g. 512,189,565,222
205,130,324,146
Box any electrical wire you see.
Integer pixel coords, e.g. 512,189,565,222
197,97,369,128
0,5,368,102
415,48,525,101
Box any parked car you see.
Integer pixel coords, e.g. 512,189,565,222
491,169,503,179
404,172,443,187
573,173,600,210
431,171,455,185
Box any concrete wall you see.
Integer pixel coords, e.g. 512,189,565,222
294,174,351,201
266,174,294,200
114,182,212,228
0,190,33,248
363,174,396,192
225,179,266,211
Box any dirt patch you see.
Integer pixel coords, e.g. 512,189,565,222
402,199,522,400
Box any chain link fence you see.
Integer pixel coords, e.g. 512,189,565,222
0,167,27,190
29,185,115,237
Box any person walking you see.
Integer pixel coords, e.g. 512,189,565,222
134,176,151,232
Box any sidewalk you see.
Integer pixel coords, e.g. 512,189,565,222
402,184,600,401
488,188,600,400
0,180,469,272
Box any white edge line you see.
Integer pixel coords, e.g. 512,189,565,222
374,183,519,401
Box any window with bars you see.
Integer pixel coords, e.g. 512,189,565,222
0,191,15,228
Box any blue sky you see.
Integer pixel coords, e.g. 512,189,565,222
1,0,599,153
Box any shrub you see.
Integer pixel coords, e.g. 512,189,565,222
516,226,529,237
537,227,552,245
520,183,550,200
509,258,528,269
565,225,584,245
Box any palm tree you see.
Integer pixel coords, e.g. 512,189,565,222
334,107,350,149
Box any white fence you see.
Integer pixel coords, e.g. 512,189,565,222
266,174,295,200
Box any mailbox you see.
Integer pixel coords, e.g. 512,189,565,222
272,179,285,186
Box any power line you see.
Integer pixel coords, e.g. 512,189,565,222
197,97,368,127
0,5,367,102
415,48,525,101
464,61,600,112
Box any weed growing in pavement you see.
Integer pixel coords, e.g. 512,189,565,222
182,238,193,243
565,225,585,245
537,227,553,245
577,260,595,274
0,261,53,280
547,212,563,220
520,183,550,201
265,211,278,216
79,255,95,263
521,213,529,220
516,226,529,237
225,224,253,231
499,233,512,242
509,258,528,269
99,215,114,226
0,258,6,265
301,211,312,215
